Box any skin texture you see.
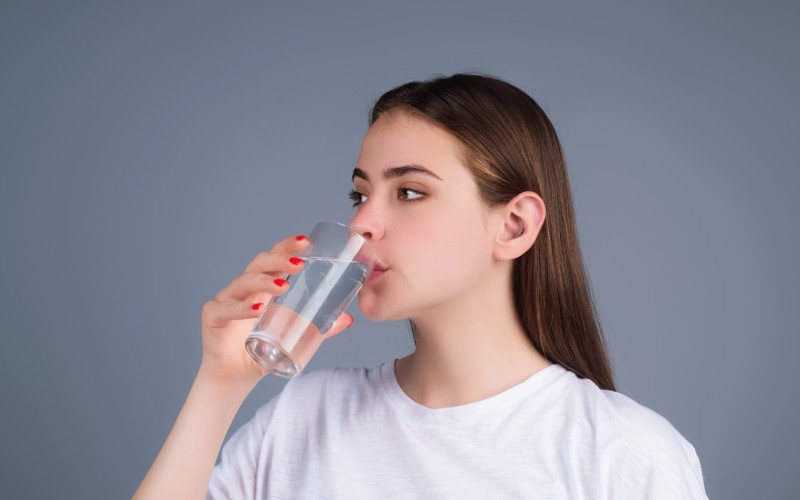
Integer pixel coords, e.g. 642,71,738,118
348,111,553,409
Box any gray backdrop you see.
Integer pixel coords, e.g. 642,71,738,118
1,1,797,498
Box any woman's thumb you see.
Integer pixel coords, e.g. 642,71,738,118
325,312,354,339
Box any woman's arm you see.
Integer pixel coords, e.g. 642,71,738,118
132,367,257,500
133,234,354,498
132,235,311,498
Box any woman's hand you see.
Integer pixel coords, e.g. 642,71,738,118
199,234,355,386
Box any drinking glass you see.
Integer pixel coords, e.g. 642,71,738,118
245,221,374,378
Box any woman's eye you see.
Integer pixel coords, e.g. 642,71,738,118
347,187,426,208
398,187,425,201
348,189,366,207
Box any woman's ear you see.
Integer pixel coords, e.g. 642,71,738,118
492,191,546,260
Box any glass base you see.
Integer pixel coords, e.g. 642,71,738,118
245,334,301,378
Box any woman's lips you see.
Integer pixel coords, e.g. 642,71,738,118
365,266,389,285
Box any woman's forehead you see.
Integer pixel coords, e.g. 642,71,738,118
355,112,467,182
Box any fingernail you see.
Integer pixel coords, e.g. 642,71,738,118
295,235,309,241
274,278,289,287
289,257,304,265
251,303,264,310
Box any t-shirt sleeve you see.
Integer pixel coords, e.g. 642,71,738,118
604,423,709,499
205,397,280,500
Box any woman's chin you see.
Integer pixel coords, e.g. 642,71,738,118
356,301,388,321
356,293,402,321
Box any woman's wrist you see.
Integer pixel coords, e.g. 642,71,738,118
195,361,262,402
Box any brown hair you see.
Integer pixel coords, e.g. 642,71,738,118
370,73,616,391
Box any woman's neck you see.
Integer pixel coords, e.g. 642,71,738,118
394,272,553,409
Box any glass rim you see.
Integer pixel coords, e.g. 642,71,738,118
315,220,369,245
310,221,375,266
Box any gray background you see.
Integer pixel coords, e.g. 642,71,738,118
1,1,797,498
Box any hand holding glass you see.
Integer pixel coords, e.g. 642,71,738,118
245,222,374,378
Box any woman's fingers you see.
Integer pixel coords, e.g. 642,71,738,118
205,233,358,340
201,298,266,330
197,234,314,386
216,267,296,302
215,235,309,302
243,235,310,274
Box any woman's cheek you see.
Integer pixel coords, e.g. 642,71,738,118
419,247,468,296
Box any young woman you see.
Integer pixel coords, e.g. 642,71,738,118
134,74,709,499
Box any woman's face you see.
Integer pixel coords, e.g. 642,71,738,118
347,111,499,321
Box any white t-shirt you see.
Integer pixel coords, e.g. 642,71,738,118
206,361,708,499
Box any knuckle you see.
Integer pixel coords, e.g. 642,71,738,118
256,251,294,272
201,300,215,317
238,272,258,286
271,238,290,251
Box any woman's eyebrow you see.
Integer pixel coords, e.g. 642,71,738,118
351,165,443,183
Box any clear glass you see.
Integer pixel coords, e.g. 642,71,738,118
245,221,374,378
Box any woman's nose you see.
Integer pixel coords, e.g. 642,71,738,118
347,207,383,241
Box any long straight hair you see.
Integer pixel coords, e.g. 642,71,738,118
370,73,616,391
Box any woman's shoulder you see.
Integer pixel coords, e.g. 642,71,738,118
554,368,706,491
562,370,695,448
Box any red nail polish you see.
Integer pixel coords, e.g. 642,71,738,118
290,257,304,265
274,278,289,287
251,303,264,310
295,235,309,241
